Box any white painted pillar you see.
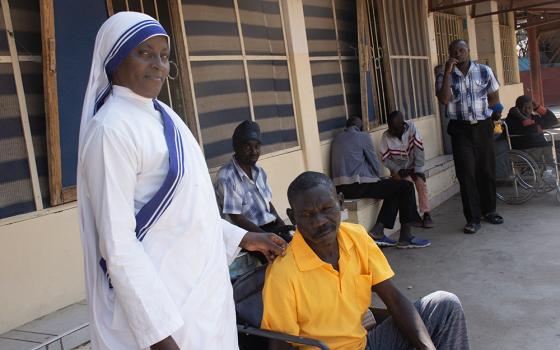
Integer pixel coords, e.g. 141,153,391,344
281,0,323,172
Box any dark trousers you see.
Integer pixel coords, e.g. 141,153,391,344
336,179,421,229
448,119,496,224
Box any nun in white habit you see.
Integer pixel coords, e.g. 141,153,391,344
77,12,286,350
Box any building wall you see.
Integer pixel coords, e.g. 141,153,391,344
0,206,83,333
473,1,523,110
2,0,520,333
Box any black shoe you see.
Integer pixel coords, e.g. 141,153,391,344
463,222,481,234
483,212,504,225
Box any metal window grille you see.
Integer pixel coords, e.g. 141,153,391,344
499,24,516,85
433,11,464,66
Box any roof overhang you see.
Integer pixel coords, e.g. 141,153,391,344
428,0,560,35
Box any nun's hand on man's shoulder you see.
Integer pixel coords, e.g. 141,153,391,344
240,232,287,262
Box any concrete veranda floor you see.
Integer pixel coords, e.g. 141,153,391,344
382,192,560,350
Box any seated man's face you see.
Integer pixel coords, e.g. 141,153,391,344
520,101,533,117
388,112,405,137
235,140,261,166
289,185,341,246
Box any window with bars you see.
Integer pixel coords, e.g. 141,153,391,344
382,0,433,119
433,12,464,66
303,0,360,140
110,0,299,169
181,0,298,168
499,24,516,85
0,0,49,220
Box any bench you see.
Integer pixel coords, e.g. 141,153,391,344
342,155,458,234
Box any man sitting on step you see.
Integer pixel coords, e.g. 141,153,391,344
380,110,434,229
330,116,430,249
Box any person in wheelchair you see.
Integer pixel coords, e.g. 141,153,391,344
504,95,559,170
260,171,469,350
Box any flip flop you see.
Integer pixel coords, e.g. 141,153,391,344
483,212,504,225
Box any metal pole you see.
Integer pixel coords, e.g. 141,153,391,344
527,20,544,106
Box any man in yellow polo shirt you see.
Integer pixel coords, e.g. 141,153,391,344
261,172,469,350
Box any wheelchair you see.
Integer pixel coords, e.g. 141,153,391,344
234,265,390,350
495,121,560,204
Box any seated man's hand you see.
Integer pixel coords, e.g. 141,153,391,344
240,232,287,262
413,172,426,182
491,110,502,121
397,169,409,178
361,309,377,330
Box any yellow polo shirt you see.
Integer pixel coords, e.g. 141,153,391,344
261,222,395,350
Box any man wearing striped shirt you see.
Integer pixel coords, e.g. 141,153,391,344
436,39,504,234
216,121,290,278
380,111,433,228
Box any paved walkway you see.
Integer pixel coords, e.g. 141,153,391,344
383,192,560,349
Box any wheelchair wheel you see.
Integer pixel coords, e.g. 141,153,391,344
496,149,540,204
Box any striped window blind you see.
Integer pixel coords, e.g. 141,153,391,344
0,0,49,220
303,0,359,140
182,0,298,168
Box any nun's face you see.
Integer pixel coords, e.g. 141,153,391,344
112,35,170,98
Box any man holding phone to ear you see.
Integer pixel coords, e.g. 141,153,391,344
436,39,504,234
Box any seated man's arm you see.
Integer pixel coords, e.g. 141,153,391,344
507,108,541,135
410,124,425,175
534,104,559,129
380,133,402,178
362,134,383,176
372,280,435,350
229,213,266,233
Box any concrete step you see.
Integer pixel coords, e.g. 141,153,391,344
0,302,89,350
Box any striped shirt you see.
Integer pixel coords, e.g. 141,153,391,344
215,156,276,227
436,61,500,121
380,121,425,173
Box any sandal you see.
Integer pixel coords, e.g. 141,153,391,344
463,222,481,234
483,212,504,225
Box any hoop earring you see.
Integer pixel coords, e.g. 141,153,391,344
168,61,179,80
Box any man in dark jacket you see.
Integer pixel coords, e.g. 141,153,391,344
505,95,558,151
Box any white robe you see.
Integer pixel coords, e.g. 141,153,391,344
79,86,246,349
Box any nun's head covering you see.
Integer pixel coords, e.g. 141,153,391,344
79,11,168,146
232,120,262,147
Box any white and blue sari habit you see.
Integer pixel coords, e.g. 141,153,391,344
77,12,246,349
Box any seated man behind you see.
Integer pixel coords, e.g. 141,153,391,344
216,120,291,278
261,172,469,350
505,95,559,168
380,111,433,228
331,116,430,249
